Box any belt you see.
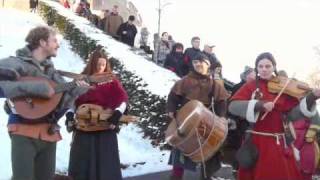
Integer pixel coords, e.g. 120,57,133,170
246,130,287,148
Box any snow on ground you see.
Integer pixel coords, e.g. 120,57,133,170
43,0,179,98
0,7,172,179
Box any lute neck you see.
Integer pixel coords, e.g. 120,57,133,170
53,73,114,94
54,81,78,94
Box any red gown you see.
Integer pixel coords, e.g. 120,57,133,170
231,79,304,180
75,78,128,109
69,78,128,180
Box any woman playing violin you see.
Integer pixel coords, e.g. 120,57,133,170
228,52,320,180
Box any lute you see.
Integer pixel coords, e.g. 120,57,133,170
10,73,114,123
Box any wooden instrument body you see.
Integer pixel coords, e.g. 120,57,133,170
75,104,137,131
165,100,228,162
11,76,62,122
268,76,311,100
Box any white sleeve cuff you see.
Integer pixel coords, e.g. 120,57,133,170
299,97,317,118
115,102,127,113
246,99,260,123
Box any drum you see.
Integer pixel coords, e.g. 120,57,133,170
165,100,228,163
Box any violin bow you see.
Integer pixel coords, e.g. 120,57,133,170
260,73,296,120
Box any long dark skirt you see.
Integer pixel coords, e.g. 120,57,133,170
68,130,122,180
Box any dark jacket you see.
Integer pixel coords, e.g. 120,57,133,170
181,47,201,76
164,44,184,77
202,51,221,73
116,22,137,46
164,52,183,77
29,0,38,9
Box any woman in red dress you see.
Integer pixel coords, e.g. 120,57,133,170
229,52,320,180
67,47,128,180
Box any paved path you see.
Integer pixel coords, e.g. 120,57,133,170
124,166,235,180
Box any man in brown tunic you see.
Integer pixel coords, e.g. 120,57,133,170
167,53,229,180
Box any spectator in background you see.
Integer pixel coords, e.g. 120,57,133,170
98,10,110,31
231,65,255,96
74,2,82,14
105,5,124,40
180,36,201,76
168,35,176,50
81,2,92,18
139,27,151,52
224,65,255,172
153,32,171,65
117,15,137,47
63,0,70,9
164,43,184,77
153,33,160,59
29,0,38,13
277,69,288,77
202,43,221,76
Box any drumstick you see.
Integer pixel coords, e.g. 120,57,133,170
261,74,294,120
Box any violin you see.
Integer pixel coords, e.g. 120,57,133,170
268,75,312,100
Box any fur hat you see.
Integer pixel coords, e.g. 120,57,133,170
192,53,210,66
240,66,254,81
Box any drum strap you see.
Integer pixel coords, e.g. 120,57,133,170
195,129,207,178
208,79,215,112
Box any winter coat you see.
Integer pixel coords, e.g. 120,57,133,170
164,51,183,77
181,47,201,76
202,51,221,73
105,13,124,38
29,0,38,9
116,22,137,47
163,52,183,74
98,16,108,31
0,46,88,142
0,46,88,124
153,39,170,64
139,27,149,47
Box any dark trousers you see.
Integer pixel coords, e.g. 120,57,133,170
169,149,221,180
200,153,222,180
10,134,56,180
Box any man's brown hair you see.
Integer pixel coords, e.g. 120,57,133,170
25,26,56,50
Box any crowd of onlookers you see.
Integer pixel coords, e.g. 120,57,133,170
58,0,224,82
